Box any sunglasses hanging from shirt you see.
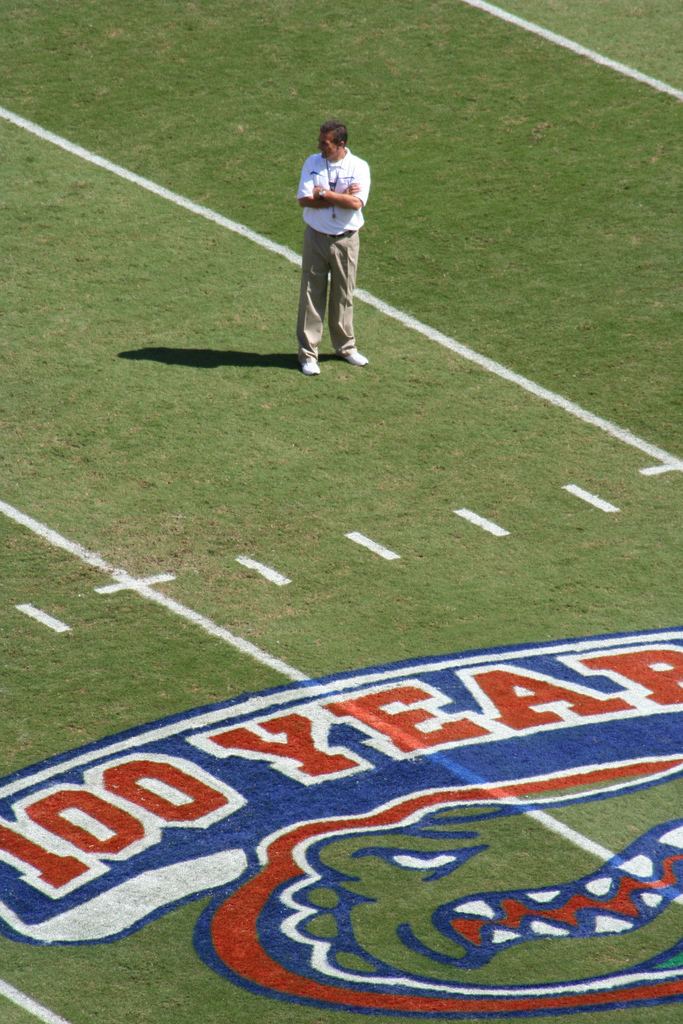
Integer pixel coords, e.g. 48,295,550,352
325,158,338,218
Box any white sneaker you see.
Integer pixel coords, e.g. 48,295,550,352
342,349,369,367
301,359,320,376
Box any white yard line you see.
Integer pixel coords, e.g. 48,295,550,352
454,508,510,537
1,73,681,1019
563,484,620,513
15,604,71,633
1,493,679,1020
0,500,305,682
345,532,401,560
1,105,681,474
458,0,683,103
0,979,73,1024
356,287,683,474
235,556,291,586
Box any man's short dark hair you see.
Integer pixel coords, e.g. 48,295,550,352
320,119,348,145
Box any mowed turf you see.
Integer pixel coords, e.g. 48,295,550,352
1,121,680,678
492,0,683,91
1,1,682,448
1,2,682,1023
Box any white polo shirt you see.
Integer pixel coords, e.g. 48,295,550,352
297,148,371,235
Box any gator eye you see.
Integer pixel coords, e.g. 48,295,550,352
391,854,458,870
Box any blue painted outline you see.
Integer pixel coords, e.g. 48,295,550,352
193,768,683,1018
1,627,682,1016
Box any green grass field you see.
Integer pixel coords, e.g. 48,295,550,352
1,3,681,1022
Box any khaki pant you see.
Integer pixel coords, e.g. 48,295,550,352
296,226,360,362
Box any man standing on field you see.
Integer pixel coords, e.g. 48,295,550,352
296,120,371,376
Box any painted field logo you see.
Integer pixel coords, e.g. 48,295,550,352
1,628,682,1017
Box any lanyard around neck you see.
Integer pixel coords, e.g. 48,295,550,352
325,155,346,191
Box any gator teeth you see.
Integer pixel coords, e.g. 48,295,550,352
593,915,633,934
529,920,570,937
619,855,654,878
640,892,663,908
585,876,612,896
453,899,496,918
659,825,683,848
492,928,519,944
526,890,561,903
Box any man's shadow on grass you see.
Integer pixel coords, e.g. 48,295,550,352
118,346,337,371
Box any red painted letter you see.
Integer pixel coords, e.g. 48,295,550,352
204,712,362,779
327,685,491,752
0,822,89,889
467,669,632,730
103,759,229,821
576,648,683,707
26,790,145,855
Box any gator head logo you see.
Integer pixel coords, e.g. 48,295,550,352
281,805,683,980
206,764,683,1016
1,628,682,1017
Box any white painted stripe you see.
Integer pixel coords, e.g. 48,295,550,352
345,532,401,560
0,501,305,682
530,810,683,907
528,809,614,861
0,108,301,268
15,604,71,633
2,641,679,802
236,556,291,586
458,0,683,103
1,499,112,572
454,508,510,537
1,105,681,473
138,589,305,678
0,980,73,1024
95,572,176,594
640,463,682,476
355,288,683,473
0,99,679,1021
563,484,620,513
0,849,247,942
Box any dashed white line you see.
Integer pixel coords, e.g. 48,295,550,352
15,604,71,633
458,0,683,103
235,556,291,586
0,55,679,1019
0,105,681,475
345,532,401,560
640,464,682,477
0,500,305,682
454,508,510,537
563,484,620,513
